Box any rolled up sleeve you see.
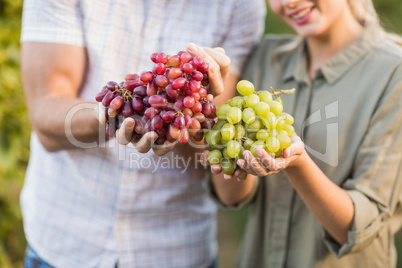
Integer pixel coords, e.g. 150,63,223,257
221,0,266,77
206,171,260,210
323,64,402,257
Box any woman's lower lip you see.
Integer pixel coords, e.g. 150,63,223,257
293,8,314,25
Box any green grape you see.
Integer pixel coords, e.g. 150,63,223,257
227,140,241,158
237,80,255,96
281,112,294,125
208,150,222,164
266,137,280,152
212,120,226,130
275,96,283,105
206,130,221,145
253,102,270,117
221,123,235,140
222,147,230,159
275,149,283,158
221,158,236,175
277,133,292,149
220,138,229,146
226,107,242,124
243,138,253,150
259,91,273,103
283,124,295,136
267,151,276,158
246,131,257,140
256,129,269,141
242,108,256,124
216,104,231,120
231,96,246,108
267,112,277,129
267,101,283,115
259,117,270,130
234,124,246,139
246,94,259,108
270,129,278,137
276,118,285,131
279,130,289,136
238,146,245,160
246,118,262,133
250,141,265,158
226,99,232,106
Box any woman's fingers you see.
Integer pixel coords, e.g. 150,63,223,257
283,136,304,158
200,150,210,167
211,164,222,174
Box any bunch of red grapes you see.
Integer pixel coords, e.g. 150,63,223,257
95,51,217,145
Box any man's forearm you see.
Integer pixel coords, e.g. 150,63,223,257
32,96,102,152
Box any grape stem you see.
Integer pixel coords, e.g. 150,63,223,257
270,87,296,96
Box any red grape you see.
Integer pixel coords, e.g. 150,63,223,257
147,82,158,96
102,91,115,107
133,86,147,98
169,124,180,139
154,63,166,75
149,95,167,109
144,107,159,119
172,77,186,89
191,71,203,81
95,89,110,102
183,96,195,108
151,115,163,130
169,67,183,79
174,116,186,129
156,53,168,64
167,55,180,66
154,75,169,88
140,71,154,83
132,96,144,112
178,128,189,144
110,96,124,110
122,102,134,117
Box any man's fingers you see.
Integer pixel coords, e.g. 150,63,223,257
152,140,176,156
186,42,230,96
134,131,158,153
116,118,135,145
213,47,225,54
97,103,107,125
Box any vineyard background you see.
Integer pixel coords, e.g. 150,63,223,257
0,1,401,267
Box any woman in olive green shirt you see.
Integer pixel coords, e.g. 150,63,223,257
204,0,402,267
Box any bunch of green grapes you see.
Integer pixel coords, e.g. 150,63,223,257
205,80,295,175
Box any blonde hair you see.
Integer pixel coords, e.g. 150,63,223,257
348,0,402,46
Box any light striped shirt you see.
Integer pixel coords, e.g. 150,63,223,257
20,0,266,267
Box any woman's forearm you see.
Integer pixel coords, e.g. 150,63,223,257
284,152,354,245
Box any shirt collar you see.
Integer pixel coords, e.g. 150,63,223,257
281,27,379,84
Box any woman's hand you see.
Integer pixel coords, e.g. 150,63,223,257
186,43,231,97
200,150,250,181
238,136,305,176
201,136,305,178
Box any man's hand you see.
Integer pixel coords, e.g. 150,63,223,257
186,43,231,97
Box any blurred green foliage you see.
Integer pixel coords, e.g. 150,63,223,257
0,0,28,267
0,0,401,267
